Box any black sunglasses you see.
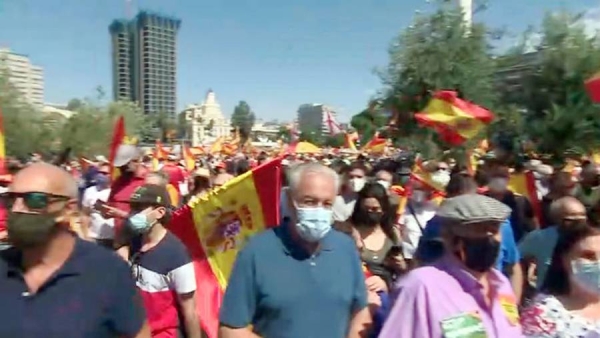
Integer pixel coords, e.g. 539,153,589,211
0,192,70,211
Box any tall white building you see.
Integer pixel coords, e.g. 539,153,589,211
0,48,44,108
296,103,338,134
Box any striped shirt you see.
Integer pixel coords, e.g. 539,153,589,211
130,232,196,338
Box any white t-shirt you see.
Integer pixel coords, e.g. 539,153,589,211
398,201,438,259
82,186,115,240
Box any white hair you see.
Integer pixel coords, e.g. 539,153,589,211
288,162,340,193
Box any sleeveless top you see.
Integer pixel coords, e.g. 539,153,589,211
360,237,395,286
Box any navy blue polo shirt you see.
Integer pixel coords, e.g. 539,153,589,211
219,222,368,338
0,237,146,338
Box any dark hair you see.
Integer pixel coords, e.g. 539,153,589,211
349,182,398,243
445,173,477,197
348,161,368,175
234,159,250,176
330,160,350,175
541,224,600,295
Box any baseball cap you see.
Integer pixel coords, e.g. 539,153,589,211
129,184,171,207
114,144,140,167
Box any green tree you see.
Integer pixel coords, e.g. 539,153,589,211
498,11,600,158
0,74,53,157
231,101,256,143
350,102,388,145
66,98,84,111
364,1,498,154
299,127,322,145
276,125,292,143
323,134,345,148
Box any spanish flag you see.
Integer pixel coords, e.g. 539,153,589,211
586,71,600,103
414,91,494,146
182,143,196,172
508,171,542,225
344,132,358,151
169,159,282,338
152,140,169,171
108,116,125,181
361,133,386,153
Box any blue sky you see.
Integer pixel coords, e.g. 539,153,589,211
0,0,598,122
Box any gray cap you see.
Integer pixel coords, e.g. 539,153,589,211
437,194,511,225
113,144,140,167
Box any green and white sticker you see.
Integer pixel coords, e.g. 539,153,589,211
440,312,487,338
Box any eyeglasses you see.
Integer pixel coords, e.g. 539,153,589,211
0,192,70,211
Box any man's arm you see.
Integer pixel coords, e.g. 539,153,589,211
347,244,370,338
108,258,149,338
501,221,523,300
219,246,259,338
177,292,202,338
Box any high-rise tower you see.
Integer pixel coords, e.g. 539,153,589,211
109,11,181,116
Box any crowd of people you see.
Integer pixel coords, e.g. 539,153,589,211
1,143,600,337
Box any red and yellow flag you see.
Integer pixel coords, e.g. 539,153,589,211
182,143,195,172
508,171,542,225
108,116,125,181
152,140,169,171
414,91,494,146
361,133,386,153
344,132,358,151
168,159,282,338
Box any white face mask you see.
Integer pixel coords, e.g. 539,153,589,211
572,259,600,294
430,170,451,188
349,178,366,193
377,180,391,190
488,177,509,192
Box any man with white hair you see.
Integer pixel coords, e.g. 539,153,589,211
219,163,370,338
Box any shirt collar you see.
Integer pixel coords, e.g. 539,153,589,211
3,236,87,278
436,255,504,292
276,220,334,257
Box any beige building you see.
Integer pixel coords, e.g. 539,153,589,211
0,48,44,108
183,89,231,146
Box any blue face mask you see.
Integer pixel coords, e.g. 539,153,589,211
95,174,110,189
294,207,332,242
128,212,154,235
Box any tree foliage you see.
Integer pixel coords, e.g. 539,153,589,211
231,101,256,143
362,2,497,155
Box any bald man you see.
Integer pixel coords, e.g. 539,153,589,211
519,196,587,290
0,163,151,338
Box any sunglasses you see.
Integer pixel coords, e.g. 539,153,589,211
0,192,70,211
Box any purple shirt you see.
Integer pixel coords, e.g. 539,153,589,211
379,256,523,338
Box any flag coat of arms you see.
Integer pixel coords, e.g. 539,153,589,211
169,159,282,338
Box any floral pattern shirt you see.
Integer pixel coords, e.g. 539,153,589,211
521,294,600,337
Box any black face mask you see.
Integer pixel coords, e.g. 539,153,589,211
363,211,383,226
456,236,500,272
7,212,59,249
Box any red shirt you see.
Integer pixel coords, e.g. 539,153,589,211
161,164,185,192
108,174,145,231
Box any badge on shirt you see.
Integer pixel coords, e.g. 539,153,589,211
440,312,486,338
498,294,519,325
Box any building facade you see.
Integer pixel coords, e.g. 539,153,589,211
109,11,181,117
0,48,44,108
183,90,232,146
296,103,337,134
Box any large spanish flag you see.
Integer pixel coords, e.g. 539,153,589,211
169,159,282,338
414,91,494,146
586,71,600,103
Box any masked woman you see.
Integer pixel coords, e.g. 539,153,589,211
521,223,600,337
